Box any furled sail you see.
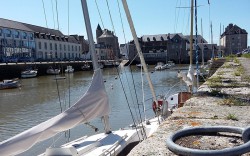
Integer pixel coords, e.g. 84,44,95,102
0,69,109,156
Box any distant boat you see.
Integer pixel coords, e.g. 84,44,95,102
81,63,91,71
46,66,60,75
155,62,169,70
65,65,74,73
21,69,38,78
0,78,21,90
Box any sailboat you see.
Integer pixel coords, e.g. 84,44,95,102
0,0,168,155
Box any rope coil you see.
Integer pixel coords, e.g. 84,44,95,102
166,126,250,156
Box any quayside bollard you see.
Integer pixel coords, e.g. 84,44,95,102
166,126,250,156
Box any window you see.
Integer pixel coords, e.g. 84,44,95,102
59,44,62,51
64,45,66,51
68,45,70,51
14,30,19,38
55,43,57,50
44,42,47,50
75,46,77,51
29,33,34,40
79,46,81,51
5,29,12,37
50,43,52,50
72,45,73,51
0,29,2,36
38,42,41,49
22,32,27,39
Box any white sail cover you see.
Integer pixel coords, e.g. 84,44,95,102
0,69,110,156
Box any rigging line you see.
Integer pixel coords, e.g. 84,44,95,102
116,0,145,132
174,0,179,33
175,0,182,33
181,0,187,33
129,65,147,140
42,0,48,28
140,65,147,122
116,0,128,51
54,74,63,113
115,66,143,141
94,0,105,28
105,0,116,35
51,0,56,29
55,0,60,30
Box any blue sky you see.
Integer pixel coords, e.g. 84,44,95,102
0,0,249,46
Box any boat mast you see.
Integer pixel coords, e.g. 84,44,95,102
195,0,199,87
201,18,204,66
121,0,159,112
80,0,111,133
186,0,194,93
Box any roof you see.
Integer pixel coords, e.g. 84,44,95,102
184,35,208,43
23,23,64,36
98,29,116,38
141,33,184,42
0,18,33,32
221,23,248,37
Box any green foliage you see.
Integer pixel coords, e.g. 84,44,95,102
226,113,238,121
242,53,250,58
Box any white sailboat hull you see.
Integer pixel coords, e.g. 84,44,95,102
41,117,159,156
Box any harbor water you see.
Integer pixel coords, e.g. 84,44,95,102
0,65,189,155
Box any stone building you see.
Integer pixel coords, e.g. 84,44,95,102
126,33,216,64
138,33,188,64
220,23,248,55
184,35,215,62
96,24,120,60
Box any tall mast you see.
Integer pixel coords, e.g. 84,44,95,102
195,0,199,87
121,0,159,113
190,0,194,65
80,0,110,133
201,18,204,66
211,21,214,59
186,0,194,93
219,23,221,57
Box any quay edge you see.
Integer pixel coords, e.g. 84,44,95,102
127,57,250,156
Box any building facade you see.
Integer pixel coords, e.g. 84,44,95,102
126,33,216,64
221,23,248,55
0,18,35,62
96,24,120,60
0,18,88,62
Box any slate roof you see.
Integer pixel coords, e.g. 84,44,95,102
0,18,32,32
221,23,248,37
184,35,208,43
23,23,64,36
141,33,184,42
99,29,116,38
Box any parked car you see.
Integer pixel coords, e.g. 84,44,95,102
242,49,250,54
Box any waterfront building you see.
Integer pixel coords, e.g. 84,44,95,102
127,33,216,64
0,18,35,62
96,24,120,60
23,24,82,62
184,35,215,62
0,18,89,62
220,23,248,55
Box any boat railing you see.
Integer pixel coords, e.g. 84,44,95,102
100,133,128,156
